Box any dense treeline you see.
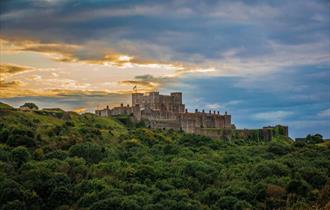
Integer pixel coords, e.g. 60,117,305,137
0,103,329,210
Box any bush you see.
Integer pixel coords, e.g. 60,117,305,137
287,179,310,197
11,146,31,167
1,200,27,210
214,196,240,210
250,161,289,180
20,102,38,110
48,186,72,208
90,197,141,210
267,142,290,155
44,150,68,160
306,134,324,144
6,127,36,147
300,168,327,189
69,143,106,164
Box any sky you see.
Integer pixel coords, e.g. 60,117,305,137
0,0,329,138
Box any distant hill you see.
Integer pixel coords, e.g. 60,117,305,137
0,103,329,210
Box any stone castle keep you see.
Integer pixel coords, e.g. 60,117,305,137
95,91,288,141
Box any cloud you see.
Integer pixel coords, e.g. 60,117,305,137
72,107,86,113
254,111,294,121
0,79,38,98
0,63,32,78
0,37,80,61
0,37,186,71
318,108,330,117
0,78,124,98
206,103,221,110
119,74,181,92
0,91,131,113
0,80,23,88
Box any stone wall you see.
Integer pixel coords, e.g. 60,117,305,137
95,104,132,117
132,92,185,113
95,91,288,141
193,125,289,141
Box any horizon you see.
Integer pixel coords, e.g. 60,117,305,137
1,0,329,138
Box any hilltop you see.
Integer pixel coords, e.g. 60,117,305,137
0,103,329,210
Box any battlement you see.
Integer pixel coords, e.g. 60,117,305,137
132,91,185,113
95,91,288,141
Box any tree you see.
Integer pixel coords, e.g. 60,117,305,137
48,186,72,208
1,200,27,210
267,142,290,155
11,146,31,167
44,150,68,160
287,180,310,197
69,143,106,164
265,184,286,209
90,197,141,210
6,127,36,148
20,103,38,110
306,134,324,144
213,196,240,210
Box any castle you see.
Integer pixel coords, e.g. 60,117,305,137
95,91,288,141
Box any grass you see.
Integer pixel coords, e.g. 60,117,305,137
0,102,14,110
0,105,128,145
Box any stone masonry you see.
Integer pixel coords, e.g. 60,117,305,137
95,91,288,141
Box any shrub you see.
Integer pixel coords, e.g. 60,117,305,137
20,102,38,110
11,146,31,167
1,200,27,210
287,179,310,197
267,142,290,155
69,143,106,164
44,150,68,160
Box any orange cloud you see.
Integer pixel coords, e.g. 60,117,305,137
1,37,169,67
0,63,33,78
0,37,218,98
119,74,178,93
0,37,190,71
72,107,86,113
0,79,131,98
0,80,23,88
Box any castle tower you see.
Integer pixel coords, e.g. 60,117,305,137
171,92,182,104
132,93,143,106
171,92,185,113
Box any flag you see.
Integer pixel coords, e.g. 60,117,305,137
133,85,137,91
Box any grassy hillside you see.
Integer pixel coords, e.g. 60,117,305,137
0,107,127,148
0,103,329,210
0,102,14,110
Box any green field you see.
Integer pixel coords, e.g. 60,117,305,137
0,103,329,210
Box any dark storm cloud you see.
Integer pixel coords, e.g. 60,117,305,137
1,0,328,62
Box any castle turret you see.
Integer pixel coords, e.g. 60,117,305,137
171,92,184,112
132,93,143,106
171,92,182,104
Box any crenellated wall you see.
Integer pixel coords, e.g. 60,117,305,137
132,92,185,113
95,91,288,141
194,125,288,141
